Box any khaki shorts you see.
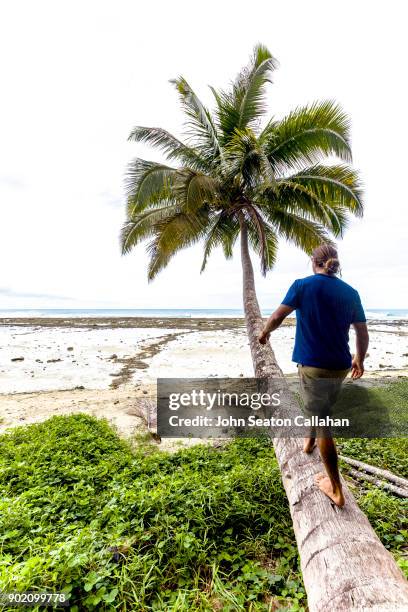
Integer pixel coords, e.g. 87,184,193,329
298,364,350,418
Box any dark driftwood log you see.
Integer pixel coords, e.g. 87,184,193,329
346,467,408,498
239,222,408,611
339,454,408,489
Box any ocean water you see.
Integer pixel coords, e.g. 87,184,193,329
0,308,407,320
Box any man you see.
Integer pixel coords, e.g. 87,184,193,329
258,244,369,507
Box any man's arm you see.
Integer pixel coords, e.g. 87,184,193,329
351,322,369,379
258,305,294,344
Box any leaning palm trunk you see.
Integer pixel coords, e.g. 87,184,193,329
240,227,408,611
123,43,408,611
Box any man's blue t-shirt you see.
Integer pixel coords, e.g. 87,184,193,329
282,274,366,369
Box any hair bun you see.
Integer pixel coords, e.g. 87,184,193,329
324,257,340,274
312,244,341,275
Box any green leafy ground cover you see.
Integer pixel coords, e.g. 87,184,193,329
0,383,407,611
0,417,303,611
339,379,408,477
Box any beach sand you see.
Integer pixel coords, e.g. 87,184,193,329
1,317,407,438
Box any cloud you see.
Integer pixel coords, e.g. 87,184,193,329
0,287,75,300
0,175,27,189
97,190,124,208
1,1,407,309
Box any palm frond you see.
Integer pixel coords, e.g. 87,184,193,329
224,128,260,187
123,47,364,275
224,128,276,192
170,77,222,163
241,203,280,274
128,126,212,172
236,45,278,130
172,169,220,212
262,181,349,236
265,207,333,253
246,216,278,272
146,207,211,280
125,159,176,213
213,44,278,143
200,212,239,272
262,101,352,172
121,204,180,254
284,164,363,216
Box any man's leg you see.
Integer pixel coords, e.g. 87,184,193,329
303,432,316,453
298,367,348,506
298,365,317,453
314,430,345,507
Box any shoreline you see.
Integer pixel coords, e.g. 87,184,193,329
1,316,407,437
1,315,407,330
0,316,283,330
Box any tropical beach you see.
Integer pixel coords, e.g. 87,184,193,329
1,313,407,432
2,1,408,609
1,311,407,610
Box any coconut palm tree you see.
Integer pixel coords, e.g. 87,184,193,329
121,45,408,611
121,45,362,373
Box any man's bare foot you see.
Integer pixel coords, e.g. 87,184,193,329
314,472,345,507
303,438,316,453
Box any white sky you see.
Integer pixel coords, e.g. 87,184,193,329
1,0,407,310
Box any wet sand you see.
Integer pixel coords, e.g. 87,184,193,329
1,316,407,438
0,316,259,330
